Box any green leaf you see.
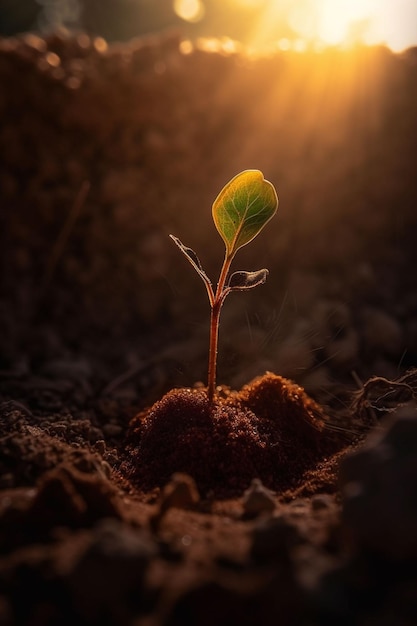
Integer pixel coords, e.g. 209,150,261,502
212,170,278,257
228,269,269,291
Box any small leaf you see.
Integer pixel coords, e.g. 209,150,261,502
170,235,205,273
212,170,278,257
228,269,269,291
169,234,214,304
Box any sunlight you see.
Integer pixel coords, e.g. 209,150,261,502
233,0,265,6
231,0,417,51
310,0,377,46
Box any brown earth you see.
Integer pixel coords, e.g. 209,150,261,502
1,30,417,626
123,374,340,497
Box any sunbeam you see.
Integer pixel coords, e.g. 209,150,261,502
213,0,417,51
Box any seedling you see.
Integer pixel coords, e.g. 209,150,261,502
170,170,278,401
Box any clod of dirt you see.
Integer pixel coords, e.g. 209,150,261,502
242,478,276,519
250,516,301,565
0,465,123,553
66,519,157,624
122,373,339,497
150,472,200,531
157,472,200,511
340,402,417,560
30,465,122,529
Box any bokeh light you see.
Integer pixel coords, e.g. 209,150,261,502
174,0,205,23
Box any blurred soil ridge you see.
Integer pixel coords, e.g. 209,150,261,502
1,31,417,388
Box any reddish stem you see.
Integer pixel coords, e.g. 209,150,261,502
207,252,233,402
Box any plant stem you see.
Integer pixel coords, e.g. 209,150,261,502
207,252,234,401
207,302,221,402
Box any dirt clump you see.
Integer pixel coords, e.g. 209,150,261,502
123,373,340,496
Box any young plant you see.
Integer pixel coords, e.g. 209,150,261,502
170,170,278,402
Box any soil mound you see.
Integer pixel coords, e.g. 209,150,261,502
123,373,338,496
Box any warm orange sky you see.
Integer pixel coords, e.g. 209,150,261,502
174,0,417,51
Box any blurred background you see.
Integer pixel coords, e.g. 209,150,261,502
1,0,417,51
1,1,417,404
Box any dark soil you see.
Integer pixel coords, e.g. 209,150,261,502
124,374,339,496
1,30,417,626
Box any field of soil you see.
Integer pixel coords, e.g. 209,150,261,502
1,30,417,625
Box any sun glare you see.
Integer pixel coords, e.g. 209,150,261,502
310,0,377,45
229,0,417,52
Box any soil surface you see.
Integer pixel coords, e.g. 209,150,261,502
1,31,417,625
